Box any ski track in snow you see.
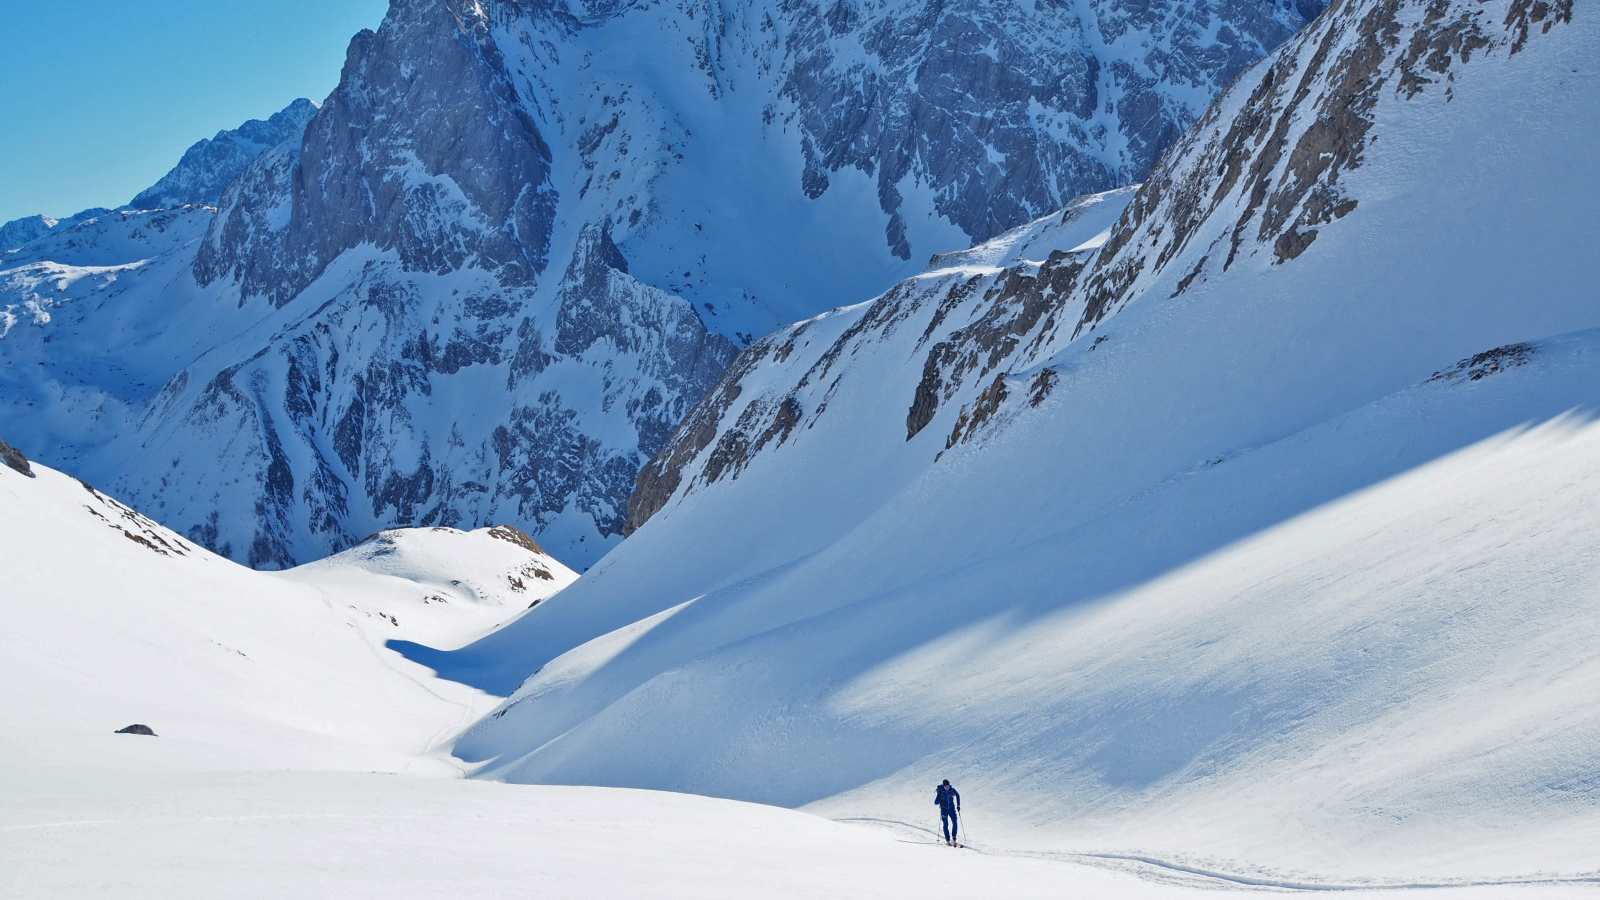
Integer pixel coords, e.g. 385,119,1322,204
840,817,1600,894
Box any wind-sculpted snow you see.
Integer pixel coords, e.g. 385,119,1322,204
445,0,1600,880
1,0,1316,569
128,98,316,210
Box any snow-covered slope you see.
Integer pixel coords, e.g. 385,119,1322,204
0,440,571,772
285,523,577,645
16,775,1594,900
0,0,1320,571
0,207,218,464
127,98,317,209
441,0,1600,882
12,463,1582,899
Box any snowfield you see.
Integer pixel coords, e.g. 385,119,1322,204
14,454,1598,898
0,458,574,775
13,772,1597,899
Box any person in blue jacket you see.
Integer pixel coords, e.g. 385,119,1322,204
934,779,961,846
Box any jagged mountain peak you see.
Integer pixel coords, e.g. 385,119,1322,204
129,97,318,210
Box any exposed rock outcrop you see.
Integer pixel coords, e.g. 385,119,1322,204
0,437,33,477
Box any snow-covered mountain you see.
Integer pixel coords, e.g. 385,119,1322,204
0,99,309,256
0,0,1321,570
0,208,111,253
127,98,318,209
440,0,1600,880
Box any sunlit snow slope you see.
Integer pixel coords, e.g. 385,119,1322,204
0,451,568,772
445,0,1600,883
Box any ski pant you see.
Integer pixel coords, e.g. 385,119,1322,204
941,808,959,843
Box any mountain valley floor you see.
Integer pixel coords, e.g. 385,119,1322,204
6,758,1597,899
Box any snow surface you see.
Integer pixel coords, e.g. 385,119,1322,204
283,525,578,646
15,456,1593,897
0,460,563,771
9,770,1597,899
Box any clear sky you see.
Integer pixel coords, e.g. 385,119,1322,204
0,1,390,223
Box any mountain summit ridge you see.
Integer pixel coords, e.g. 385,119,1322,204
129,98,318,210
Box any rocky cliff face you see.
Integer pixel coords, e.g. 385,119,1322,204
193,5,554,306
2,0,1321,568
129,99,316,210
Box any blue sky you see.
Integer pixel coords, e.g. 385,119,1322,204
0,1,389,223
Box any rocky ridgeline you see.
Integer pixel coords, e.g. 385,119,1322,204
130,99,317,210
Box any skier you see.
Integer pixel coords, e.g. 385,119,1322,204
934,779,961,846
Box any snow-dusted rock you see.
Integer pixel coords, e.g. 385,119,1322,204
128,98,316,210
0,436,31,477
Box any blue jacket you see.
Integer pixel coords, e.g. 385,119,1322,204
935,784,960,814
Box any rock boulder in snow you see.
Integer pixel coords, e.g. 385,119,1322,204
0,438,33,478
114,724,156,736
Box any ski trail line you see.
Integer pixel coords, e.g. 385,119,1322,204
833,817,1600,892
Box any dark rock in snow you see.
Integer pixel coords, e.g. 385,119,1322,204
487,524,547,555
115,724,157,736
0,438,34,478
